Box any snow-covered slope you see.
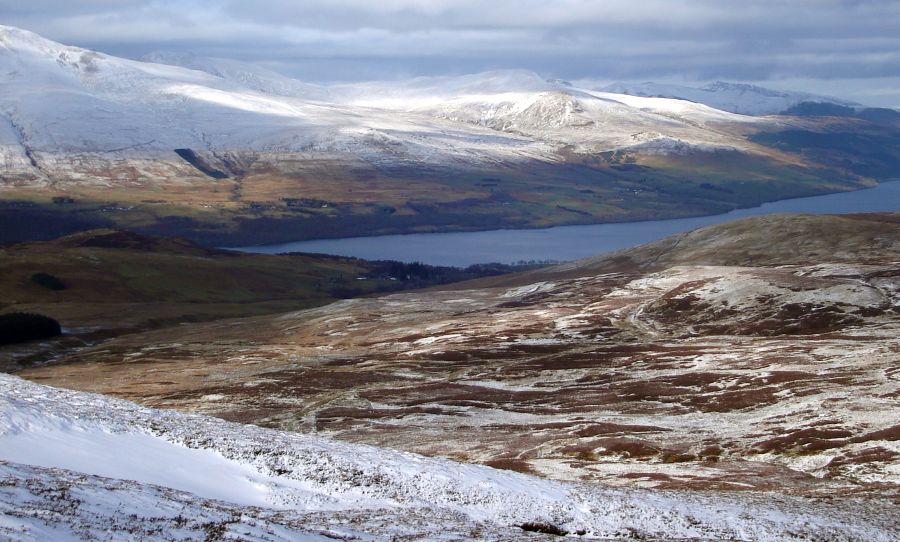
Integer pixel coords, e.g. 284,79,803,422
0,24,549,182
1,374,897,541
334,69,556,108
602,81,858,116
333,72,765,155
0,25,790,189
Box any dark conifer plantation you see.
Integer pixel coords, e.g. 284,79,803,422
0,313,62,345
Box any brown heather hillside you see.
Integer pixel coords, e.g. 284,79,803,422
16,213,900,498
0,229,520,369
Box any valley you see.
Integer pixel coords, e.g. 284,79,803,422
234,179,900,265
13,213,900,500
0,229,525,370
2,20,899,541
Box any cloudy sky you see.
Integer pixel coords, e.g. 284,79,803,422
2,0,899,107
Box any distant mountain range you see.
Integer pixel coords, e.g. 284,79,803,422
1,24,898,245
0,25,769,176
599,81,859,116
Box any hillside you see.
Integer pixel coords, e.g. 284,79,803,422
1,25,896,245
470,212,900,286
2,373,897,540
17,213,899,498
0,229,521,369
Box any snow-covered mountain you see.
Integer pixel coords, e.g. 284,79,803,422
601,81,858,116
338,73,759,154
5,23,892,248
0,24,778,188
2,373,897,541
0,25,552,184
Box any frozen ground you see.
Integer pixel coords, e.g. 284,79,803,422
1,374,898,541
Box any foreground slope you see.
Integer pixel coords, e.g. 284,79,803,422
19,213,900,496
2,374,898,541
2,25,893,245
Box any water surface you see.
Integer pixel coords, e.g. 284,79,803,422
235,181,900,266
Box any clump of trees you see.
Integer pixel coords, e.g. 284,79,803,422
322,259,550,299
367,260,538,287
0,312,62,345
31,272,66,290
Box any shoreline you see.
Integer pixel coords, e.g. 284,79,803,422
231,180,900,266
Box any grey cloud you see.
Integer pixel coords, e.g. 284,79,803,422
1,0,898,107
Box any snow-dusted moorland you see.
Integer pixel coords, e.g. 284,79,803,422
1,373,897,541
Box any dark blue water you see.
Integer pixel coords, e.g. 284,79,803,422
234,181,900,266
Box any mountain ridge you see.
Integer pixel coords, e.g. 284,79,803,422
600,80,860,115
0,24,895,247
491,212,900,285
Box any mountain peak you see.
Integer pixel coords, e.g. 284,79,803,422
0,24,34,40
0,24,79,55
